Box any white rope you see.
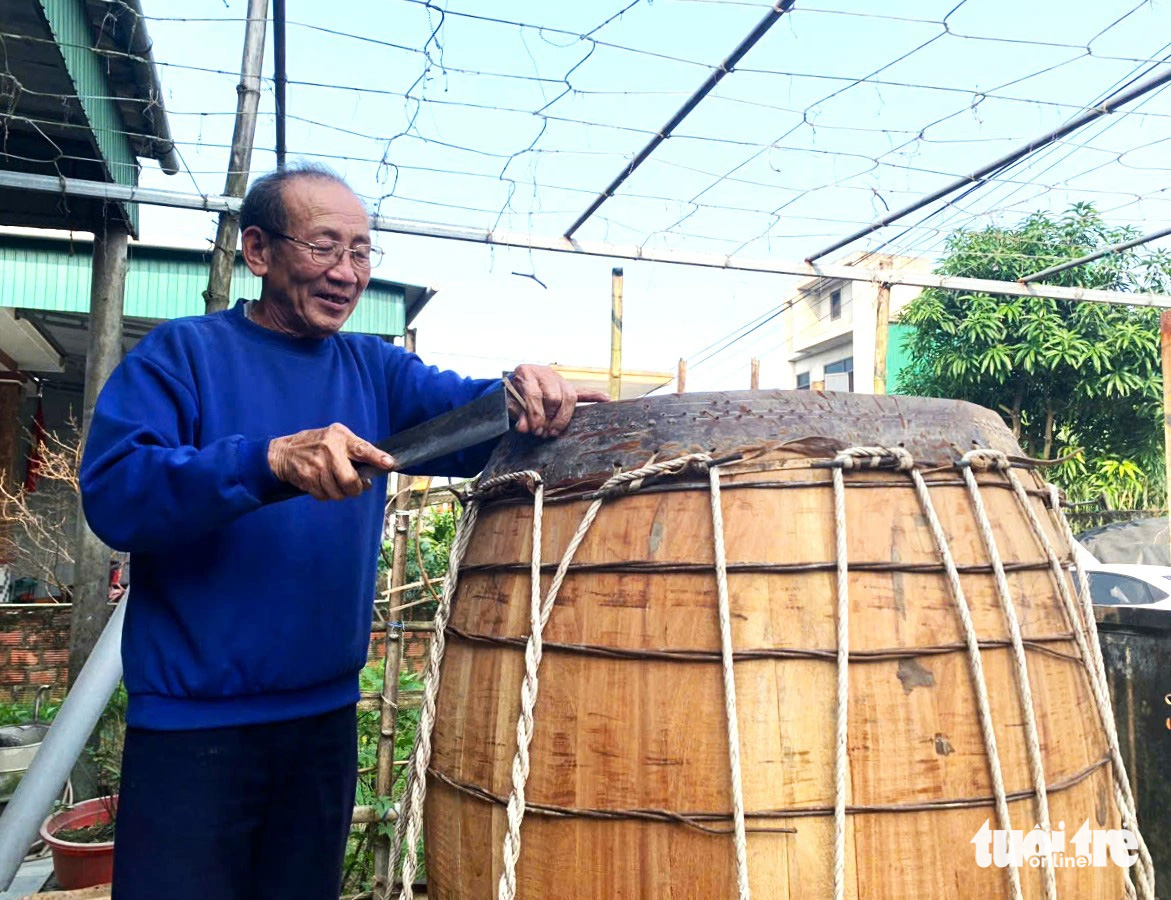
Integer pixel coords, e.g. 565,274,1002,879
1052,487,1152,893
494,454,712,900
909,467,1023,900
709,463,751,900
496,473,548,900
959,450,1058,900
833,445,915,471
390,447,1148,900
827,446,918,897
1054,488,1152,900
1006,478,1155,898
391,497,482,898
829,455,850,900
391,470,540,900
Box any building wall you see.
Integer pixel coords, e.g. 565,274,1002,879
0,234,408,337
0,603,71,702
369,629,431,678
0,603,429,704
781,256,929,395
790,339,855,391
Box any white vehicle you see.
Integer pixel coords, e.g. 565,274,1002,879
1074,543,1171,610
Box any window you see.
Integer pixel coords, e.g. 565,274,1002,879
796,372,810,390
829,289,842,320
1088,572,1168,606
824,356,853,392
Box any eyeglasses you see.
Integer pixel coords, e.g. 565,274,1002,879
267,229,384,269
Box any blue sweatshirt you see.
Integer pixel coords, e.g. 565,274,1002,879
80,300,501,730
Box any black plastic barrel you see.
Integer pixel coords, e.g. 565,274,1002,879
1095,604,1170,893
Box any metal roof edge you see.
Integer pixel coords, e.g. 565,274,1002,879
404,285,437,326
85,0,179,174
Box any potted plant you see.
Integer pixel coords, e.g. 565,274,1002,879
39,684,127,889
39,794,117,889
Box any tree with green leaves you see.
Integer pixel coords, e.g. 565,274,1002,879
897,203,1171,506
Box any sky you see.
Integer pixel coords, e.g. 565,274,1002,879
122,0,1171,390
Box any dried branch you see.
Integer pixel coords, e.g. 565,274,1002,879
0,425,82,599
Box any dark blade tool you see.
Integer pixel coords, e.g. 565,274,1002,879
356,384,511,477
274,383,512,500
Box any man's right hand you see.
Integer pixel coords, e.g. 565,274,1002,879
267,424,396,501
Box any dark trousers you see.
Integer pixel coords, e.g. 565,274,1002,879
112,704,358,900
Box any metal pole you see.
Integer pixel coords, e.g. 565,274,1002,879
563,0,796,239
360,215,1171,309
1162,312,1171,563
203,0,269,313
0,600,126,890
70,222,128,689
676,357,686,393
750,358,760,389
273,0,287,169
806,65,1171,263
3,170,1171,309
873,282,891,395
609,268,623,402
1021,224,1171,284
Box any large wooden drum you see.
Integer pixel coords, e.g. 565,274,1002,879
421,391,1141,899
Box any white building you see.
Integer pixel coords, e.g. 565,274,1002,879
774,254,932,394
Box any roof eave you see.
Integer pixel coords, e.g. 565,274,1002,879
86,0,179,174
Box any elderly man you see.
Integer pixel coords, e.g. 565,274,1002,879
79,163,601,899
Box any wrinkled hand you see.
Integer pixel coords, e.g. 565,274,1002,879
268,423,396,501
508,364,609,438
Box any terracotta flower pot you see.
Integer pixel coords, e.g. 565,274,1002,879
39,796,117,890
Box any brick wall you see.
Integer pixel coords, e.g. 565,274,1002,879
2,603,434,704
368,628,432,677
0,603,71,702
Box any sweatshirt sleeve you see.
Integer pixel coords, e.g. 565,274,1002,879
80,353,285,553
383,346,505,477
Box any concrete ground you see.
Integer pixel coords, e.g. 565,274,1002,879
0,855,52,900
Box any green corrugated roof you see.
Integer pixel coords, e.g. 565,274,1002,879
0,234,408,336
36,0,140,231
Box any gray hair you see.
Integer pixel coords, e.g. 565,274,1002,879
239,162,357,234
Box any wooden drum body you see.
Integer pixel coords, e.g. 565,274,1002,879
422,391,1136,899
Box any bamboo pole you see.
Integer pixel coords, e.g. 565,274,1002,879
372,473,411,899
750,358,760,389
360,692,426,711
610,268,624,401
69,222,128,692
873,282,891,395
203,0,268,313
372,577,446,602
353,805,398,826
676,357,686,393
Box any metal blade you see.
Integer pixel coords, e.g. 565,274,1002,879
356,384,511,477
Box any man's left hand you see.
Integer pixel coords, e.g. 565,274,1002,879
508,364,609,438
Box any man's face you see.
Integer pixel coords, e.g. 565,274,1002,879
257,177,373,338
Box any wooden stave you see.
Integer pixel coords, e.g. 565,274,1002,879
426,410,1126,898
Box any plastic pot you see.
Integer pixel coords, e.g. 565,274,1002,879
39,796,117,890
